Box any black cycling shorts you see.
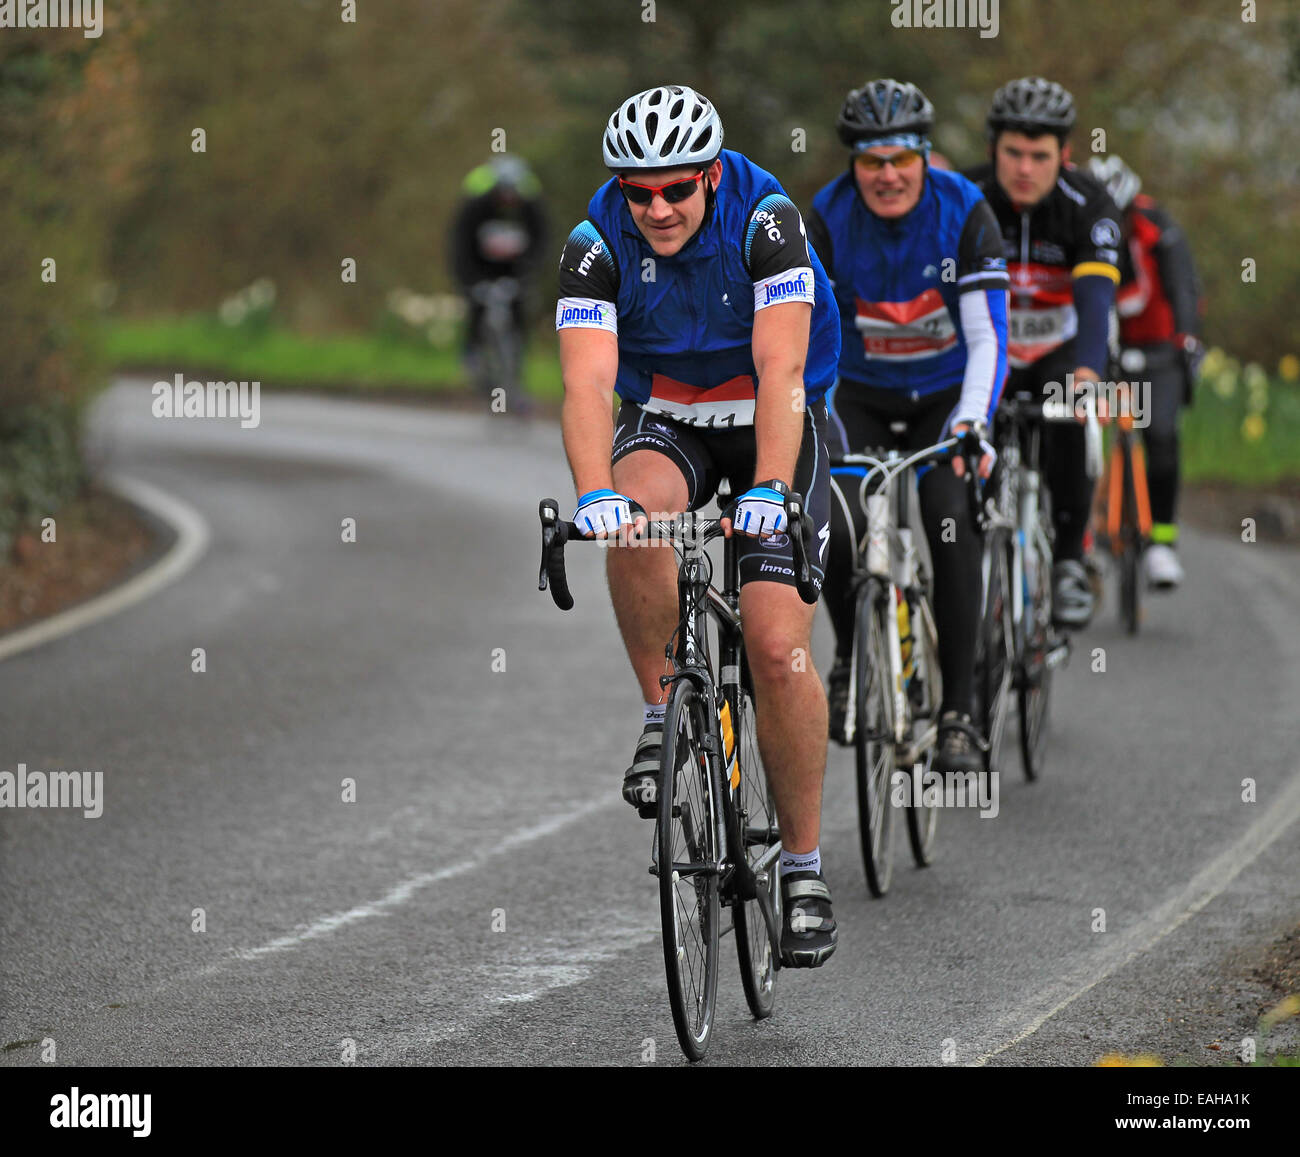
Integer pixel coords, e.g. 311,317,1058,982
610,400,831,594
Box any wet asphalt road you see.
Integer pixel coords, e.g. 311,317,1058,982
1,378,1297,1067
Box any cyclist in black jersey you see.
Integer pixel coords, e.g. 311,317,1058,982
963,77,1123,629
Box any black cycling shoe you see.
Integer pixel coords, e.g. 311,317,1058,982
934,710,987,777
1052,559,1095,629
622,723,663,819
827,659,851,746
780,869,837,968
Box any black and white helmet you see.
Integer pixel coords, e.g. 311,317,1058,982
837,79,934,147
1087,154,1141,211
987,76,1077,138
602,85,724,172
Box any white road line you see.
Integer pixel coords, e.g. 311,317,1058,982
970,769,1300,1065
970,537,1300,1065
0,474,210,662
216,797,615,967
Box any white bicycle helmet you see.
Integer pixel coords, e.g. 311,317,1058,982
1087,154,1142,211
602,85,724,172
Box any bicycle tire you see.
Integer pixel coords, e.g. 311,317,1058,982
975,533,1016,774
854,579,896,897
1017,515,1054,782
729,670,782,1020
657,678,721,1061
1119,441,1141,635
479,310,522,410
904,747,939,867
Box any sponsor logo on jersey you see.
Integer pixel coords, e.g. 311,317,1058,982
560,303,604,325
577,238,605,278
758,560,796,576
760,532,791,549
764,271,809,304
1091,218,1121,249
649,422,679,441
754,209,785,245
556,296,617,332
1030,240,1066,264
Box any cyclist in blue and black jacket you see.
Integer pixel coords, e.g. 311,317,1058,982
808,79,1009,777
555,85,842,967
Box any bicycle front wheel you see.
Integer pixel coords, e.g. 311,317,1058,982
1017,522,1054,781
729,671,781,1020
657,678,721,1061
854,580,897,897
976,533,1016,774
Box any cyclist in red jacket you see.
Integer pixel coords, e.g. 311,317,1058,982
1088,155,1204,589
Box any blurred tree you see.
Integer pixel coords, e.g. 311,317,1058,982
0,4,145,547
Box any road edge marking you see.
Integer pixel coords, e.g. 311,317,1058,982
0,473,211,663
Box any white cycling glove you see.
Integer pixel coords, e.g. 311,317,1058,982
733,481,788,537
573,489,634,537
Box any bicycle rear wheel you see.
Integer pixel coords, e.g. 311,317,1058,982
854,579,896,897
657,678,720,1061
729,671,781,1020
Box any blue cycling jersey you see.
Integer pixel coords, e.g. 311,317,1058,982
809,166,1008,404
557,150,840,426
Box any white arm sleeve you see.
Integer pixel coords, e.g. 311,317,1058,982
949,289,1005,429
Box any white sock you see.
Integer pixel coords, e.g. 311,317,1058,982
644,702,666,726
781,846,821,877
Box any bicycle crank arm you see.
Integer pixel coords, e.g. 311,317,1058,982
898,724,938,767
750,871,782,965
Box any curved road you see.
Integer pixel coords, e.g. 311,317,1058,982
1,378,1297,1066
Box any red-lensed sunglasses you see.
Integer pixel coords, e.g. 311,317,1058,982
618,171,705,205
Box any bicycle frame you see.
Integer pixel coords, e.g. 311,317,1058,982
836,440,952,762
655,513,781,922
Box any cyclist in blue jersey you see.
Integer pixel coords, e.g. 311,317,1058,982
808,79,1009,777
556,85,842,967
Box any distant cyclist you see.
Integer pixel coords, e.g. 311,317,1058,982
808,78,1009,777
964,77,1123,629
449,155,548,392
555,86,842,966
1088,154,1204,589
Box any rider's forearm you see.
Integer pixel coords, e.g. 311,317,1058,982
752,367,805,488
952,287,1008,429
561,382,617,498
1072,272,1116,378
